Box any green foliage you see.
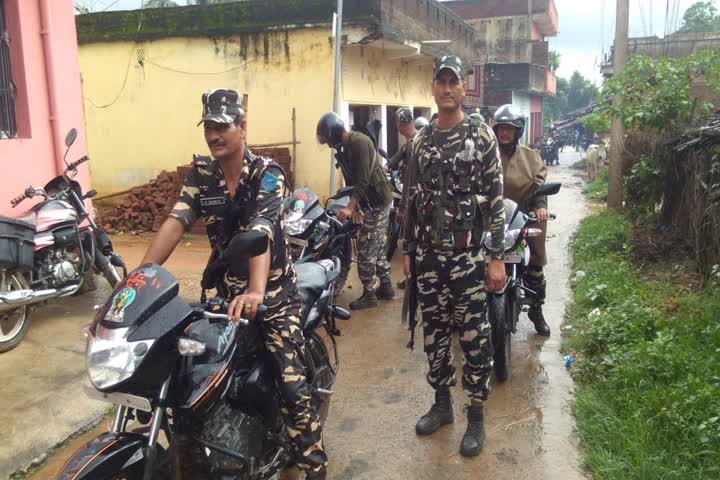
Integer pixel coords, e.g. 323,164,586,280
679,1,720,33
597,50,720,132
571,157,587,170
625,156,664,216
581,111,611,134
548,50,561,73
586,167,608,202
564,211,720,479
544,71,599,127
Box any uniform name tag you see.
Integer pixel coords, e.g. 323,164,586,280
200,197,226,208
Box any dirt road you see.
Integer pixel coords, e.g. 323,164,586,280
16,151,587,480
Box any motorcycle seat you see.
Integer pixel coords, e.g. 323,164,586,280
295,262,327,317
16,212,37,227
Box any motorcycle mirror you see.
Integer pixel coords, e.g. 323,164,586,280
84,190,98,200
330,186,355,200
225,231,269,276
64,128,78,147
533,182,562,197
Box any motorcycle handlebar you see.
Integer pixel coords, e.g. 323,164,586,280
197,300,267,326
67,155,90,171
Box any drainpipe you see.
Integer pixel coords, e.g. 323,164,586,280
39,0,65,176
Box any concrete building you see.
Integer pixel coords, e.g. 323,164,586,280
601,31,720,78
0,0,89,216
444,0,559,144
75,0,476,198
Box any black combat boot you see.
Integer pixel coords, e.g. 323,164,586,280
305,470,326,480
416,388,453,435
396,279,406,290
529,306,551,336
459,404,485,457
376,278,395,300
349,289,378,310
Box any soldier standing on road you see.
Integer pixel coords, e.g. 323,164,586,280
142,89,327,479
403,56,506,457
316,112,394,310
493,105,552,336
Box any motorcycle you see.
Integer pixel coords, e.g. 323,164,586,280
542,139,559,166
0,128,126,352
55,231,350,480
283,186,357,296
485,182,561,382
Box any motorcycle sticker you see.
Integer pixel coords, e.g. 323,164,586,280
106,287,136,323
293,199,306,211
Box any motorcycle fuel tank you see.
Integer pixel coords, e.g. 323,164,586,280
33,199,77,232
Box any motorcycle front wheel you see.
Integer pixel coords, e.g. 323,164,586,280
0,270,31,353
489,293,511,383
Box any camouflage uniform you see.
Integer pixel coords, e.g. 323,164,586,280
404,115,505,403
170,149,327,475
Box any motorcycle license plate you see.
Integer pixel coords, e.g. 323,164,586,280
288,237,308,248
504,254,523,264
83,384,152,412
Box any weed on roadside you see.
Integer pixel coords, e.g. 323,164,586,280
564,210,720,479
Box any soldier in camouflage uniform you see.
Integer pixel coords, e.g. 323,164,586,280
316,112,394,310
142,89,327,480
403,57,507,457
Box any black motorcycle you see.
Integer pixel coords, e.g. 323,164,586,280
0,128,126,352
55,231,349,479
283,187,357,295
485,182,561,382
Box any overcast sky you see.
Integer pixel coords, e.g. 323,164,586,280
83,0,715,84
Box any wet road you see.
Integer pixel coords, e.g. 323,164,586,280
17,151,587,480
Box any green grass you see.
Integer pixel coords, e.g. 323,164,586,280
572,157,587,170
564,210,720,479
586,167,609,202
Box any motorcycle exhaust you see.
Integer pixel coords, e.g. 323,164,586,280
0,285,78,312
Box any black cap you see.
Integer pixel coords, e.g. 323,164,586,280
198,88,245,126
434,55,464,81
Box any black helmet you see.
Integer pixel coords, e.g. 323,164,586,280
415,116,429,129
493,104,526,139
317,112,346,148
396,107,413,124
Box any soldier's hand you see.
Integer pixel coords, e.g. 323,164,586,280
228,291,264,323
487,259,506,293
403,254,411,279
337,207,353,222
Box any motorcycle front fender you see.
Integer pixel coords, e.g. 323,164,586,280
54,432,158,480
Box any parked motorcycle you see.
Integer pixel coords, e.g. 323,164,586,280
283,186,356,296
55,231,349,480
0,128,126,352
485,182,561,382
542,138,559,166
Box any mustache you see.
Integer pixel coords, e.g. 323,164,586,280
208,139,226,148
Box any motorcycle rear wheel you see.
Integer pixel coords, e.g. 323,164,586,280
0,271,31,353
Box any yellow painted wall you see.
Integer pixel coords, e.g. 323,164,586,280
79,30,436,198
79,29,336,197
342,45,435,109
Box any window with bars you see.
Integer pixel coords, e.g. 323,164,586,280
0,0,16,140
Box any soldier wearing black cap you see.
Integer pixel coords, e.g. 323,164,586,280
403,56,506,456
142,89,328,479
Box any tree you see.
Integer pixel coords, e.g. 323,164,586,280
548,50,561,73
679,1,720,33
543,71,598,127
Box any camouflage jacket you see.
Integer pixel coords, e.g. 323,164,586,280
402,114,505,259
170,149,294,300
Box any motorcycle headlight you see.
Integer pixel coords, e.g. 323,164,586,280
286,218,314,236
86,325,154,390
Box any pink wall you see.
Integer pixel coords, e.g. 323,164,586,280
0,0,89,217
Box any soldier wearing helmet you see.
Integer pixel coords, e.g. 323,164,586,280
492,104,551,336
316,112,394,310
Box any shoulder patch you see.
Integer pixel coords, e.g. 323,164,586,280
261,171,281,191
192,155,212,167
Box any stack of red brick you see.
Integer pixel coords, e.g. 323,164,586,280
98,167,190,234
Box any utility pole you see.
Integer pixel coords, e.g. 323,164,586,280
608,0,629,209
329,0,343,195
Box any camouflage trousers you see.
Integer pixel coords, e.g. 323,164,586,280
416,246,493,403
524,265,546,307
357,206,392,291
225,281,327,475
